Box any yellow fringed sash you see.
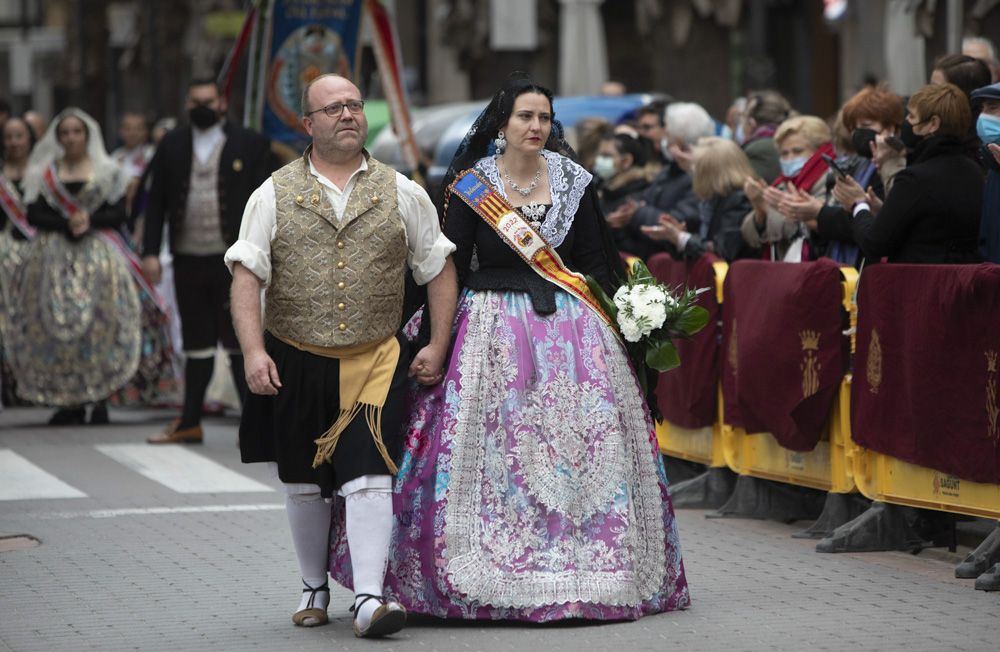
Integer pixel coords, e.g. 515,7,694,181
274,333,400,474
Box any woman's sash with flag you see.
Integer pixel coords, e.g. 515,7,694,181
0,175,35,240
449,168,619,337
42,164,166,313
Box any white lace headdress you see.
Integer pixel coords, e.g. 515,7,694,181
22,107,128,208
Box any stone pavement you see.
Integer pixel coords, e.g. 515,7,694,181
0,407,997,651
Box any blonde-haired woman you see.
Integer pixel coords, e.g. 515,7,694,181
641,136,757,261
740,115,834,261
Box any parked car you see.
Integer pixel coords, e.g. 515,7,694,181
368,100,488,172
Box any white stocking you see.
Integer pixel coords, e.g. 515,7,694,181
285,490,332,613
343,475,394,628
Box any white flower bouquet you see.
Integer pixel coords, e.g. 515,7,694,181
587,259,710,388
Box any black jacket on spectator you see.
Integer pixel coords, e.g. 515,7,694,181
619,161,700,258
142,121,273,256
851,135,983,264
814,158,885,268
600,167,655,215
682,191,758,262
632,161,700,228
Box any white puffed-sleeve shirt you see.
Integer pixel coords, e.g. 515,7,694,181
224,156,455,285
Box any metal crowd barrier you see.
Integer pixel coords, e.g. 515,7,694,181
655,255,1000,521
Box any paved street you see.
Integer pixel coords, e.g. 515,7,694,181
1,406,997,652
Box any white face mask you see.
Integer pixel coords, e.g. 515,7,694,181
780,155,809,179
593,155,616,180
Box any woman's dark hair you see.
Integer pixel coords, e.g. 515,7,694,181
443,73,573,192
607,133,649,168
934,54,992,101
56,113,90,142
2,115,38,156
747,90,791,126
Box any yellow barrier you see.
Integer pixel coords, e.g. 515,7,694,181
657,387,727,467
721,376,855,493
844,368,1000,519
718,266,859,494
663,256,1000,520
852,446,1000,520
657,261,728,468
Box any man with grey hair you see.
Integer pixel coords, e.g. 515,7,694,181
605,101,714,257
226,73,457,638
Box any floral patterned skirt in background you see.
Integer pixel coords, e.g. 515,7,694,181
109,285,177,406
4,232,141,406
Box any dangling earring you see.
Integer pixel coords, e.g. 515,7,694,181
494,130,506,154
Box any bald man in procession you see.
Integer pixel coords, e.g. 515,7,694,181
225,74,457,638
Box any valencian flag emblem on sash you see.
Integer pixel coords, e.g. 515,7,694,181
449,169,619,336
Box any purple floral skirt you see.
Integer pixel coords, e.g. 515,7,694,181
330,289,689,622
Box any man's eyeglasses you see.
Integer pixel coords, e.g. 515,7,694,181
305,100,365,118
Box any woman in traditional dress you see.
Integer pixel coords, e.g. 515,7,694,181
0,116,38,405
330,76,690,621
8,108,142,424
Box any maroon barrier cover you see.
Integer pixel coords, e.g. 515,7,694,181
721,259,846,451
649,253,720,428
851,264,1000,483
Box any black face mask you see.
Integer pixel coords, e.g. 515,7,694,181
851,128,877,158
899,120,924,150
189,104,220,129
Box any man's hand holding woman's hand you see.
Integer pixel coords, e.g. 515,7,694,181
409,343,448,386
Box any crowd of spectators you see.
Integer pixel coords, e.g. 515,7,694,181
3,35,1000,422
589,36,1000,268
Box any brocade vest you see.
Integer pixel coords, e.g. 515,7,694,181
265,154,406,348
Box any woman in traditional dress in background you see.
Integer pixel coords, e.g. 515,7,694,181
0,116,38,405
331,75,690,622
8,108,142,424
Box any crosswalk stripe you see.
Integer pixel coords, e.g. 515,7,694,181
0,449,88,500
94,444,275,494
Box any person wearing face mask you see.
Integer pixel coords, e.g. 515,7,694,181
832,83,982,263
776,86,903,268
596,133,660,256
595,134,658,211
971,81,1000,263
741,116,834,262
606,102,711,258
142,78,276,444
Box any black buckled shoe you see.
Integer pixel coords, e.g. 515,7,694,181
351,594,406,638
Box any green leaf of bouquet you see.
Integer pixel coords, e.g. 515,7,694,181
629,259,655,284
675,305,710,336
585,275,618,319
646,339,680,371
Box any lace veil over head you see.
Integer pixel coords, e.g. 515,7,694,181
442,72,579,193
22,107,128,207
